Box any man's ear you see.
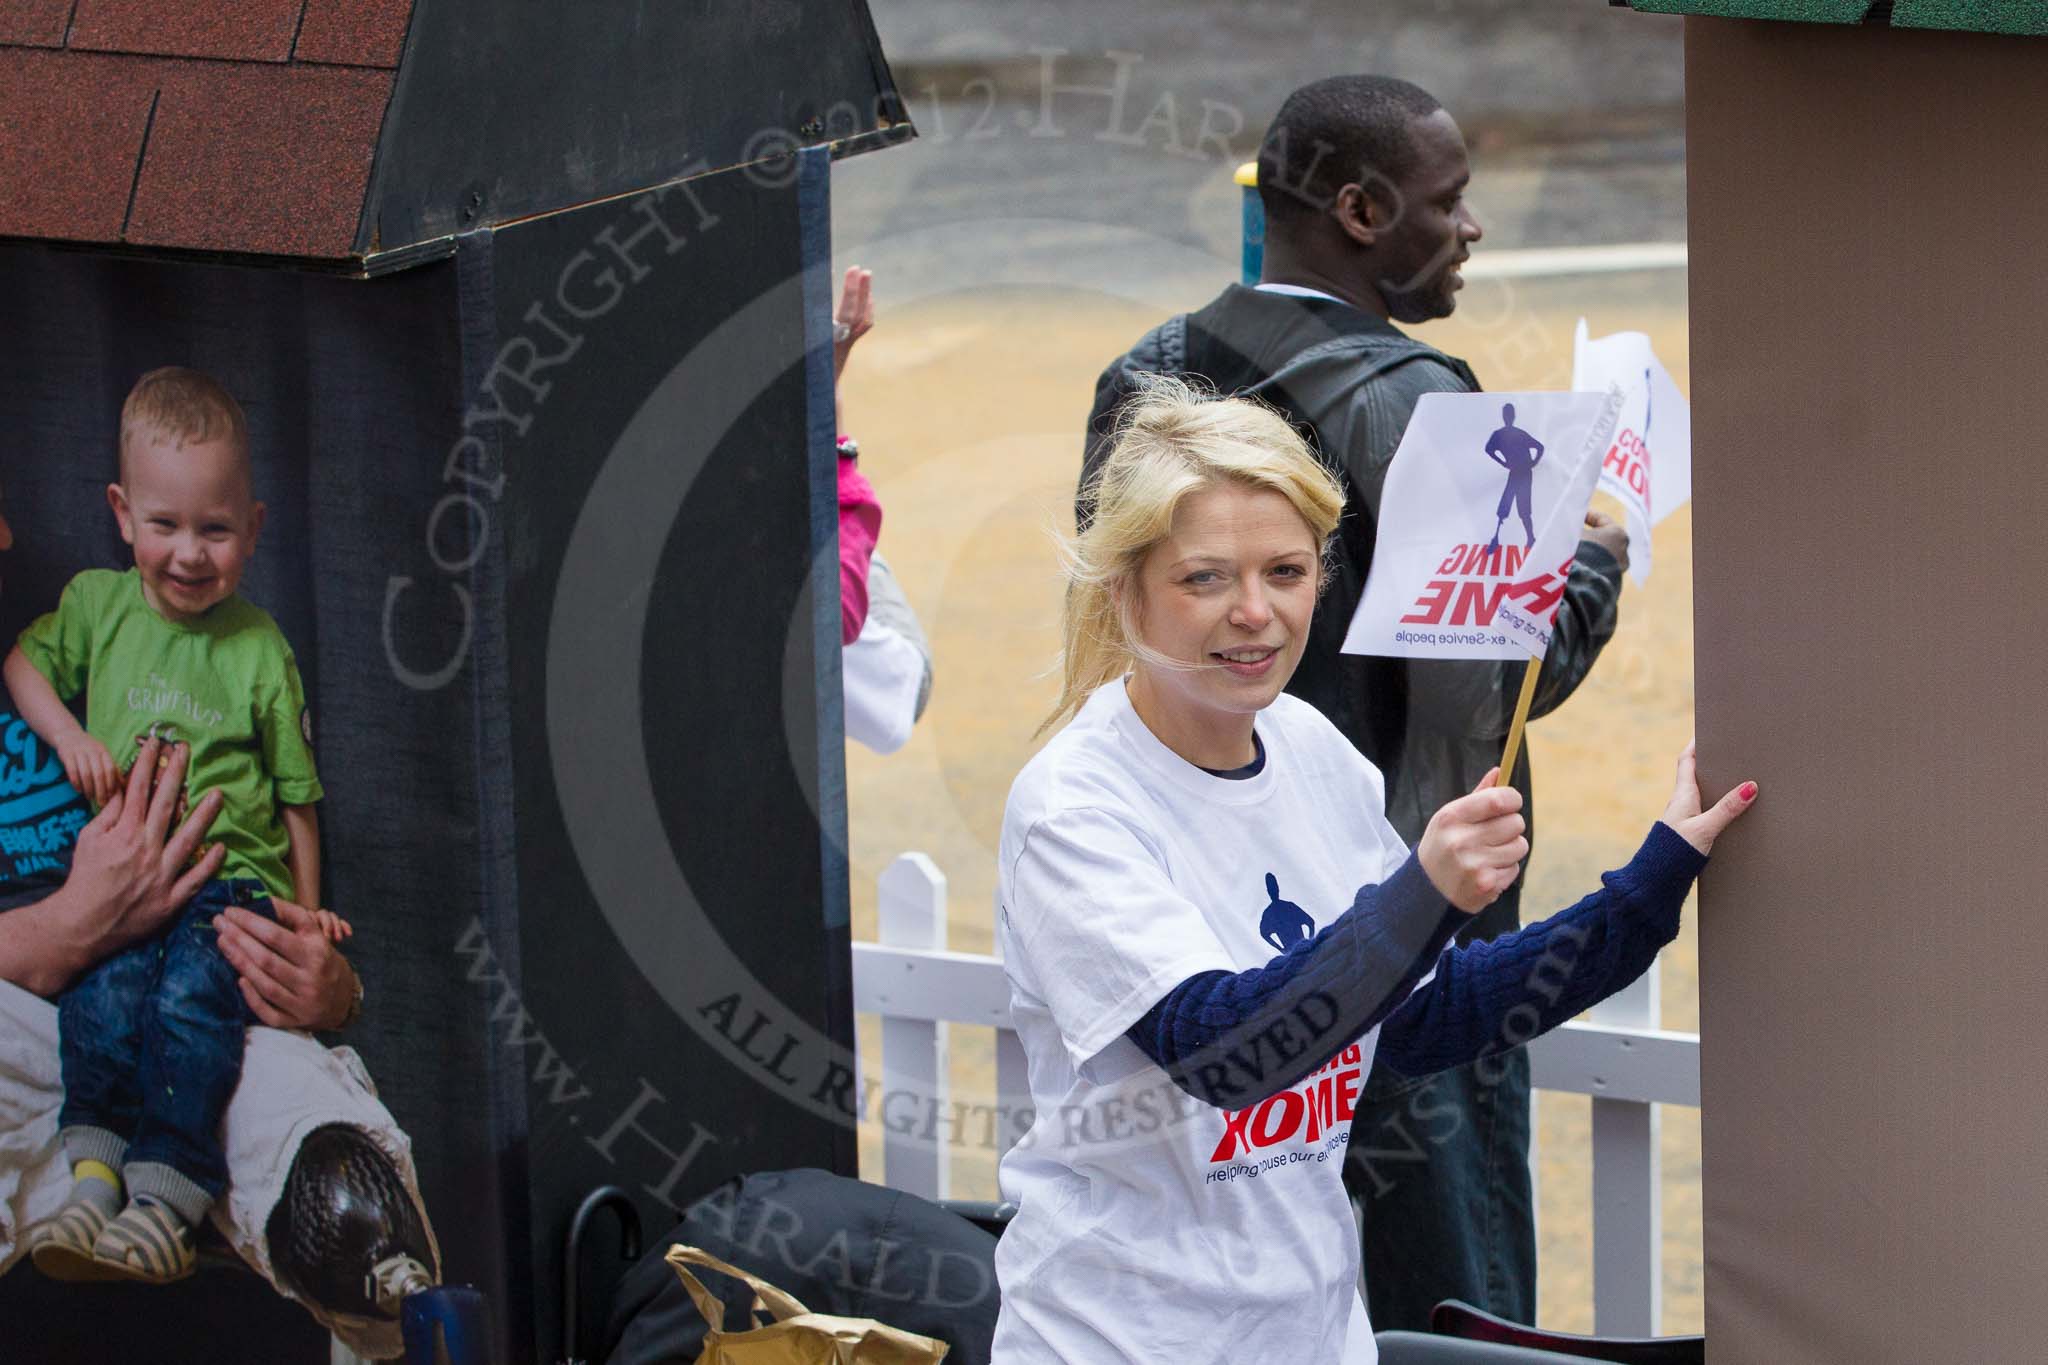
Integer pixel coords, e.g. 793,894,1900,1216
1334,183,1380,249
107,483,135,545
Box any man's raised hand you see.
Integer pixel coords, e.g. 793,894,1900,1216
1418,768,1529,913
1581,509,1629,574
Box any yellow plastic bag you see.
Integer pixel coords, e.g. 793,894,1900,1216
665,1245,950,1364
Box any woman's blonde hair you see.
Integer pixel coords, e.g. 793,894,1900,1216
1041,375,1345,735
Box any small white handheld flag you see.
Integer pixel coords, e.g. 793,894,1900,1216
1342,389,1623,661
1571,320,1693,583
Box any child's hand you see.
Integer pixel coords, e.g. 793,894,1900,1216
311,908,353,943
58,734,120,807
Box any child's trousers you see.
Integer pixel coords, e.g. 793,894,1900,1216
55,878,273,1220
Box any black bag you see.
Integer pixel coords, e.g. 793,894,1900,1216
603,1170,999,1365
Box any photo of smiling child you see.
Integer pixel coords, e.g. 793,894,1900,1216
2,366,344,1283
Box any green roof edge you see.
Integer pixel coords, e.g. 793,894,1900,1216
1893,0,2048,36
1620,0,2048,36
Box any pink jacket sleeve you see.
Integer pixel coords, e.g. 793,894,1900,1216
838,452,882,645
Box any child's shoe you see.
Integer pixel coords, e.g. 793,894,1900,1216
27,1197,124,1282
93,1196,197,1284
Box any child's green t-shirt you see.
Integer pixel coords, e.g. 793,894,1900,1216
17,568,323,900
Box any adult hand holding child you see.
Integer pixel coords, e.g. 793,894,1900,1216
218,899,358,1031
1,732,228,997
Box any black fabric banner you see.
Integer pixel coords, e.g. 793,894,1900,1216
0,149,853,1363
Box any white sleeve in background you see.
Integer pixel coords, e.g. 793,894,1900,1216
844,551,933,755
843,621,927,754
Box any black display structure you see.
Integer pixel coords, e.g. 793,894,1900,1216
0,2,904,1359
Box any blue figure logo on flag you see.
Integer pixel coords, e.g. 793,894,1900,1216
1483,402,1547,555
1342,389,1620,661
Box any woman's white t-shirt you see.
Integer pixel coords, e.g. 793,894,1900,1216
992,681,1412,1364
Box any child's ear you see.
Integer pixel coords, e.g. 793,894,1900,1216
106,483,135,545
247,500,266,545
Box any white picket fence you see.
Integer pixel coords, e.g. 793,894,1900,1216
849,852,1697,1337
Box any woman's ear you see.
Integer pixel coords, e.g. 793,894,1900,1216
1111,571,1144,645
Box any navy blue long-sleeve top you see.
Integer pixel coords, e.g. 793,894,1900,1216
1127,823,1707,1108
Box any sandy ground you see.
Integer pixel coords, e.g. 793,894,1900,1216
840,265,1700,1335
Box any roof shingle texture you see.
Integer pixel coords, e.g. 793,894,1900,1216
0,2,414,259
126,63,396,257
1623,0,2046,35
68,0,302,62
0,0,72,47
295,0,414,67
0,49,158,240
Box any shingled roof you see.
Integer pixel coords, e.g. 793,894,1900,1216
0,0,906,270
1616,0,2047,37
0,0,409,259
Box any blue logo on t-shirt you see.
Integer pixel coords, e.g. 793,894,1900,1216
1258,872,1316,952
0,710,90,883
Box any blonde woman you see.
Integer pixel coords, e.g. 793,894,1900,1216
991,379,1753,1362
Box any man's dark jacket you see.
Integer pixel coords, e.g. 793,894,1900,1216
1083,284,1623,943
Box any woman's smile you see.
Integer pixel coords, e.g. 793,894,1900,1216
1214,644,1281,677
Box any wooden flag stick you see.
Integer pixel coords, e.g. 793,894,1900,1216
1496,654,1544,787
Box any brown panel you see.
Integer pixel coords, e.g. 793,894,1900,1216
0,0,72,46
124,63,392,258
293,0,414,68
0,49,155,242
1687,17,2048,1363
68,0,300,62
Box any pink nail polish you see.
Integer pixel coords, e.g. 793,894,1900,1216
1739,782,1758,802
